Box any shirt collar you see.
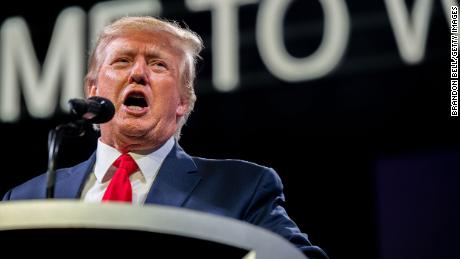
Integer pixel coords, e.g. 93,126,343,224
94,137,175,183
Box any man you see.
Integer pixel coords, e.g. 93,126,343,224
2,16,328,259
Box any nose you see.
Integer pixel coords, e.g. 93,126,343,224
128,58,148,85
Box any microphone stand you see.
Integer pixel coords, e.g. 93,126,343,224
46,120,87,199
45,96,114,199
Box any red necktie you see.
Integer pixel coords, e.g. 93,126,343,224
102,154,139,202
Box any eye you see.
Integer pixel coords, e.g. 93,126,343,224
111,57,131,67
150,60,168,71
114,57,130,64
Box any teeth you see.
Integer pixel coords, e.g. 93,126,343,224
127,106,143,111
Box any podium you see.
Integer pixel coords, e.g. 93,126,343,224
0,201,308,258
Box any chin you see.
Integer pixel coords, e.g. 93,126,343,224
120,123,151,138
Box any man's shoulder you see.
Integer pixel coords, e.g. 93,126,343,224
3,155,94,200
190,156,279,180
192,156,269,170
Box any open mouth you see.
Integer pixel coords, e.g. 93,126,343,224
123,92,148,111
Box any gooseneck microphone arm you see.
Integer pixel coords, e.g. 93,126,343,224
46,125,65,199
46,96,115,199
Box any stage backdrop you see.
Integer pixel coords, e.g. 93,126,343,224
1,1,458,259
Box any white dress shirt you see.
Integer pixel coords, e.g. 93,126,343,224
81,137,174,205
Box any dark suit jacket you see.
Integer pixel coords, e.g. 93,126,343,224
3,142,328,259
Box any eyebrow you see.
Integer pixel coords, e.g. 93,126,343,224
112,47,169,60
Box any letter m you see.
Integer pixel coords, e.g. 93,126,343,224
1,8,84,122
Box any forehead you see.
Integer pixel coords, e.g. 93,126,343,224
103,30,186,59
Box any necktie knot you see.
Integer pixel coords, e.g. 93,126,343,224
113,153,138,175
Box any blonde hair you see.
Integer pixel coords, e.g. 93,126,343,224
85,16,204,139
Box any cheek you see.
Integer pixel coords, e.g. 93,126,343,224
153,84,182,112
96,69,125,95
103,69,122,82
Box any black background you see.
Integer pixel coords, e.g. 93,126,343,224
1,1,458,259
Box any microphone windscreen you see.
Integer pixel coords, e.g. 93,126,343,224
68,97,115,124
87,96,115,124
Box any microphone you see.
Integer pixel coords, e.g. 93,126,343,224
68,96,115,124
46,97,115,198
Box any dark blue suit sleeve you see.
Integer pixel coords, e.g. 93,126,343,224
243,167,329,259
2,189,12,201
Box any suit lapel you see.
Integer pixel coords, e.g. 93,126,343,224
145,142,201,207
51,143,201,204
54,153,96,199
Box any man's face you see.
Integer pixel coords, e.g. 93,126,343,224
88,30,188,153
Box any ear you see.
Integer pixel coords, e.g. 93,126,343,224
176,97,189,117
87,84,97,98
